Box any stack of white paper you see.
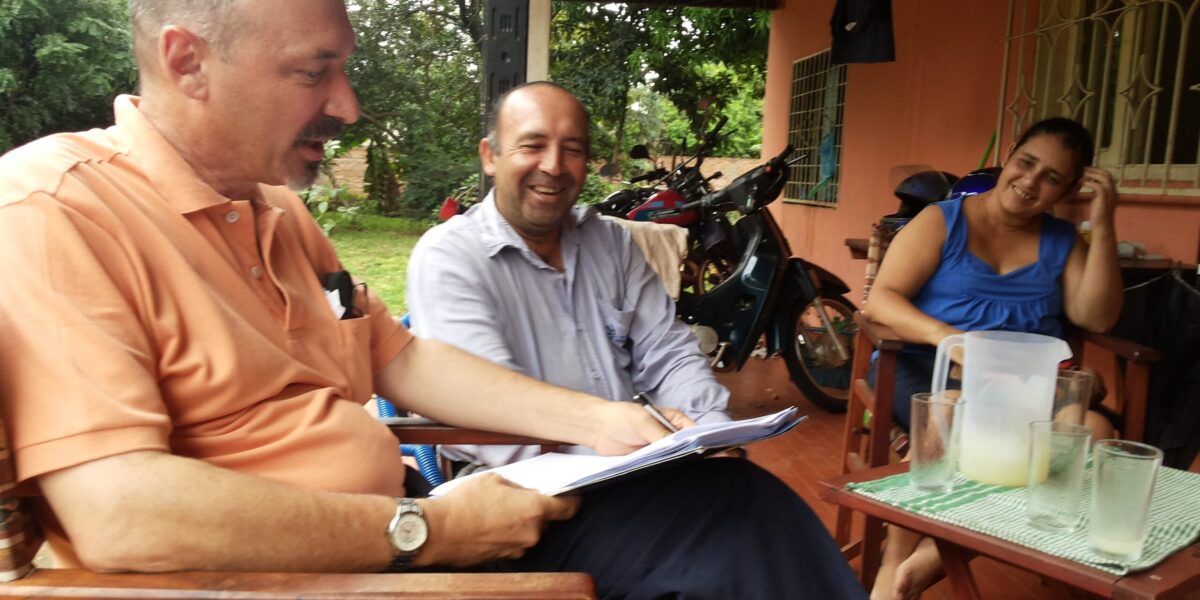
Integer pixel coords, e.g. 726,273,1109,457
429,406,805,496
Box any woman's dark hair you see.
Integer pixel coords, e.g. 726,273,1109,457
1013,117,1095,182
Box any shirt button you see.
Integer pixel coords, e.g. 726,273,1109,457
250,265,263,279
225,210,240,224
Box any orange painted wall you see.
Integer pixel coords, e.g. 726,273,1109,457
763,0,1200,301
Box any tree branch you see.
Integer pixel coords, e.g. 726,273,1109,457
357,110,406,149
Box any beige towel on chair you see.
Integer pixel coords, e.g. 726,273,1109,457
601,216,688,300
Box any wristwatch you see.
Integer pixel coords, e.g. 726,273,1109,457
385,498,428,572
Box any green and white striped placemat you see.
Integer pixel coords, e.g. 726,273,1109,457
846,466,1200,575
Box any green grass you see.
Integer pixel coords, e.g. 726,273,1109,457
327,214,433,315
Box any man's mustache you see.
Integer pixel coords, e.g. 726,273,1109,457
297,116,346,144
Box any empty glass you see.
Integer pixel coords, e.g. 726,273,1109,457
909,392,964,493
1052,369,1094,426
1026,421,1090,532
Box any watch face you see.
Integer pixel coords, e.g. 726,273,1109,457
392,513,428,552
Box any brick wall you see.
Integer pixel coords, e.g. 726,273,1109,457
325,146,368,196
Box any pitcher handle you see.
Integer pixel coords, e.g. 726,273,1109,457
931,334,964,395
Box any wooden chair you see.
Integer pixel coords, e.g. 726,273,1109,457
834,311,902,589
832,222,1162,588
0,418,596,599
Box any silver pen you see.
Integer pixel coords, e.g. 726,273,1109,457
631,392,679,433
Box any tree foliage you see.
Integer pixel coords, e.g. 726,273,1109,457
550,4,767,162
0,0,137,153
343,0,482,215
1,0,769,217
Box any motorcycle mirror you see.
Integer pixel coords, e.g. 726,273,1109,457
598,162,621,178
629,145,652,160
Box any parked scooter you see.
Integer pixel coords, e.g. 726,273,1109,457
598,118,737,295
670,145,857,412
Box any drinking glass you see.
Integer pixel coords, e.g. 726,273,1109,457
909,392,964,493
1087,439,1163,561
1052,369,1094,426
1026,421,1090,532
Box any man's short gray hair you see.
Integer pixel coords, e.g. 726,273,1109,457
486,81,591,155
128,0,245,64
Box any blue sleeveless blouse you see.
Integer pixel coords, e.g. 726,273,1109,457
910,196,1076,340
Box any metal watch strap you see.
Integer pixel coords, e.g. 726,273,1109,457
385,498,425,572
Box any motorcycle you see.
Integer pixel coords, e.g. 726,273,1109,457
610,143,857,412
598,118,737,296
436,182,480,221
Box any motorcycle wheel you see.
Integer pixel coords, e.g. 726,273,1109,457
680,249,734,296
782,293,857,413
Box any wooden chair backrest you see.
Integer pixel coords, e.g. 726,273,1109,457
862,223,897,304
0,420,42,582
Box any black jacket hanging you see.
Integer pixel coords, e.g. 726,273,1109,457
830,0,896,65
1114,271,1200,469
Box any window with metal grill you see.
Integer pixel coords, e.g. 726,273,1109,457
784,49,846,206
1000,0,1199,197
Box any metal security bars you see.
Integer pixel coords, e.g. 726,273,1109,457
997,0,1200,196
785,49,847,206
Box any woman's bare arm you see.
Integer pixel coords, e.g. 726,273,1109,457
864,206,963,346
1061,166,1123,332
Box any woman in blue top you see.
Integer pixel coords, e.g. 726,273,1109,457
865,118,1123,600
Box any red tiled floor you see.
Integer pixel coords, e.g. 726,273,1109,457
719,356,1077,599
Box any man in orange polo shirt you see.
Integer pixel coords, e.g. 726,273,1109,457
0,1,863,597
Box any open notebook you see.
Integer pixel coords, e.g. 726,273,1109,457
429,407,806,496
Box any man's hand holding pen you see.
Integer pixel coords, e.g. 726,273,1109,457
632,392,683,433
586,398,694,456
633,392,746,459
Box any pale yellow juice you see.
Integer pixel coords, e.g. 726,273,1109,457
1087,442,1160,562
1088,531,1144,561
959,431,1030,486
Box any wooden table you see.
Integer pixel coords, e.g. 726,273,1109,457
819,463,1200,599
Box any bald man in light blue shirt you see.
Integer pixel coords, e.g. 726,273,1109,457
407,82,730,469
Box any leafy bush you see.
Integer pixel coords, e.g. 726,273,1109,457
0,0,136,153
579,173,617,206
301,184,365,235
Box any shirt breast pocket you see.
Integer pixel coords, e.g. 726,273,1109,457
596,302,635,351
334,315,375,402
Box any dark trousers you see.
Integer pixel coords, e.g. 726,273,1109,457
869,350,958,432
464,458,865,599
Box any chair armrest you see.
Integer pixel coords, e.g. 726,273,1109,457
1074,330,1161,363
383,417,566,447
0,569,596,599
853,311,905,352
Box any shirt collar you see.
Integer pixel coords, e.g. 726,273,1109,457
112,94,259,214
471,190,597,259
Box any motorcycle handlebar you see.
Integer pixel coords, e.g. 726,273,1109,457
678,145,800,215
628,168,667,184
706,116,728,143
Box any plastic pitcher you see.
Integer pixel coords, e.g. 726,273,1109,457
932,331,1072,486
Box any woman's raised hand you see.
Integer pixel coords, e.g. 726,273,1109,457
1080,166,1118,227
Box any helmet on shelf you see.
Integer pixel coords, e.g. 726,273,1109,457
947,166,1001,200
889,171,958,220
